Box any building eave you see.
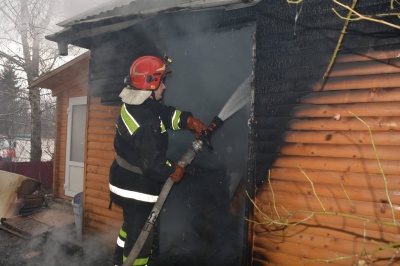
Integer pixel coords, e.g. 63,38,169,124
28,52,90,96
46,0,259,55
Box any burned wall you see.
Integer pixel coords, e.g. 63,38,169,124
252,0,344,186
81,0,400,264
89,27,162,104
252,0,400,186
251,0,400,265
87,7,255,266
157,22,255,265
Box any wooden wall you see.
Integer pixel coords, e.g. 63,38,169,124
250,0,400,265
44,0,400,262
82,28,157,240
36,52,123,242
252,50,400,266
83,97,123,238
31,52,90,200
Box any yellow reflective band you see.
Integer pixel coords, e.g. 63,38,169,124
119,228,127,239
121,104,140,135
160,118,166,133
122,256,149,265
156,65,166,71
172,110,181,130
133,257,149,266
166,160,172,167
109,184,158,203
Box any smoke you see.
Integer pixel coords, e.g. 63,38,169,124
148,11,255,265
1,223,115,266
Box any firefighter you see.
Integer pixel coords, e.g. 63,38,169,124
109,55,207,266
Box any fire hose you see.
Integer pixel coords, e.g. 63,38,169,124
122,116,224,266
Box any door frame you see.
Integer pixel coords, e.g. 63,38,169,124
64,96,87,197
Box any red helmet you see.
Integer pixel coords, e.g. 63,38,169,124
126,56,170,90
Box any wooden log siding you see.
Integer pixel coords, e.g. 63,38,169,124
84,97,123,236
252,48,400,265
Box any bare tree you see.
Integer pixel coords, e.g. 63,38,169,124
0,62,28,162
0,0,79,161
0,62,22,137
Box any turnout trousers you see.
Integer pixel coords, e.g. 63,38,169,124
112,200,155,266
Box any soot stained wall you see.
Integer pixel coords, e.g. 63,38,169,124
252,0,345,186
89,26,163,103
250,0,400,264
89,11,224,104
157,24,255,266
251,0,400,188
83,0,400,264
88,8,255,266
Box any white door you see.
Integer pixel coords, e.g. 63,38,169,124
65,96,87,197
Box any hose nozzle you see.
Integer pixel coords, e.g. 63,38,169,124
199,116,224,151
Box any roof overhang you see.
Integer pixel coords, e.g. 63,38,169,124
28,52,90,96
46,0,259,55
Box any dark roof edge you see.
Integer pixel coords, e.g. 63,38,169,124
47,0,260,55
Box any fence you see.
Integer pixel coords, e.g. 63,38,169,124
1,161,53,191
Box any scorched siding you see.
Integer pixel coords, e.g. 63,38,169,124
250,0,400,265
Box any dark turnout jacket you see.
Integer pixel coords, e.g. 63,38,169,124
109,98,191,206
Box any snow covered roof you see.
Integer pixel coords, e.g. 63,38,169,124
58,0,255,27
47,0,258,54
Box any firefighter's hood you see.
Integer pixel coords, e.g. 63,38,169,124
119,86,152,105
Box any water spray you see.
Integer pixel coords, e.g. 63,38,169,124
218,75,251,121
123,75,251,266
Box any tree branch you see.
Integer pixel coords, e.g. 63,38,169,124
333,0,400,29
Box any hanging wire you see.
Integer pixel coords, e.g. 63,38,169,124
293,0,304,36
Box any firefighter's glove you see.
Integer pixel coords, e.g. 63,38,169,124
170,163,185,183
187,116,208,138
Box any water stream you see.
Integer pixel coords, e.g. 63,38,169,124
218,75,251,121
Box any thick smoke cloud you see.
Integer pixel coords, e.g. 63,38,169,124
147,12,255,266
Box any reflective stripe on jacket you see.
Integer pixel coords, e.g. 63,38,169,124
110,98,192,206
109,183,158,203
